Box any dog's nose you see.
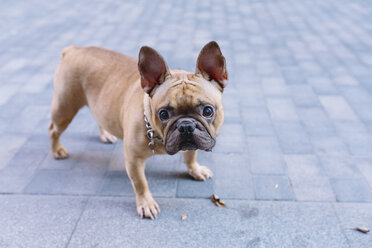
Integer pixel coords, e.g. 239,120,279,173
178,121,195,134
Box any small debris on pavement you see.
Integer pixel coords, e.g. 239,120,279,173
355,227,369,234
181,213,187,221
275,184,279,188
211,194,226,207
215,200,226,207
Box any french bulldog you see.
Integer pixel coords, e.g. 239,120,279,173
49,41,228,219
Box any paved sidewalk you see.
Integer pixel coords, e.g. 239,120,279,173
1,0,372,247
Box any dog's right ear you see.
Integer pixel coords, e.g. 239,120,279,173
138,46,170,94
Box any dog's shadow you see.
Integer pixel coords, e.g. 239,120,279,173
60,135,188,179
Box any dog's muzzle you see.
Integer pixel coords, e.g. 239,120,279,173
164,117,215,155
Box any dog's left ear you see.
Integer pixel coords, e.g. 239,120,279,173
196,41,228,89
138,46,170,94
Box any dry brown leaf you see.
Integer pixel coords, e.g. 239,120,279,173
211,194,219,203
215,200,226,207
211,194,226,207
355,227,369,234
181,213,187,221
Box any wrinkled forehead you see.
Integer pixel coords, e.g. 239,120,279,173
152,70,221,110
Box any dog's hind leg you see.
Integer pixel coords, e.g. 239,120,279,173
49,118,72,159
49,55,86,159
98,126,118,144
49,94,84,159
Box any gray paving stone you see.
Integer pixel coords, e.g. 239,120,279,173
32,116,52,135
0,58,27,74
341,86,372,115
21,73,53,94
334,120,368,134
247,137,287,175
311,136,350,157
299,61,325,77
284,155,335,201
298,107,336,136
273,121,313,154
100,171,135,196
24,146,110,195
266,98,299,121
241,107,275,136
273,49,296,66
238,85,267,108
333,75,359,86
0,84,19,107
0,94,51,124
319,155,362,179
307,77,339,95
39,134,93,170
256,60,281,76
330,178,372,202
292,47,314,60
222,98,241,124
281,66,307,85
261,77,289,96
349,64,371,78
213,123,246,153
0,134,50,193
355,158,372,189
203,153,253,199
339,131,372,157
0,195,86,248
314,52,341,69
253,175,294,200
319,96,358,121
9,105,50,134
68,197,349,248
176,175,214,198
84,141,117,159
334,203,372,247
107,142,125,172
0,133,27,170
289,84,320,107
243,119,275,137
24,169,106,195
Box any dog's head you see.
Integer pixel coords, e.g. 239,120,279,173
138,41,228,155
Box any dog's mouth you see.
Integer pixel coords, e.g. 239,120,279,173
164,117,215,155
179,140,198,151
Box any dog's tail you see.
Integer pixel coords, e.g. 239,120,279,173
61,46,76,58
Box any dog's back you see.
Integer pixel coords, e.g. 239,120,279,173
49,46,142,159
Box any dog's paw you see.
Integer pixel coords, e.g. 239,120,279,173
136,195,160,220
52,147,68,159
99,130,118,144
188,165,213,181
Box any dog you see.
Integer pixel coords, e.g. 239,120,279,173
49,41,228,219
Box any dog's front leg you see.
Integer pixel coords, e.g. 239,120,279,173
184,150,213,181
124,147,159,219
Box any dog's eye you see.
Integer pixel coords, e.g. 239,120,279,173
159,110,169,121
202,106,214,118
